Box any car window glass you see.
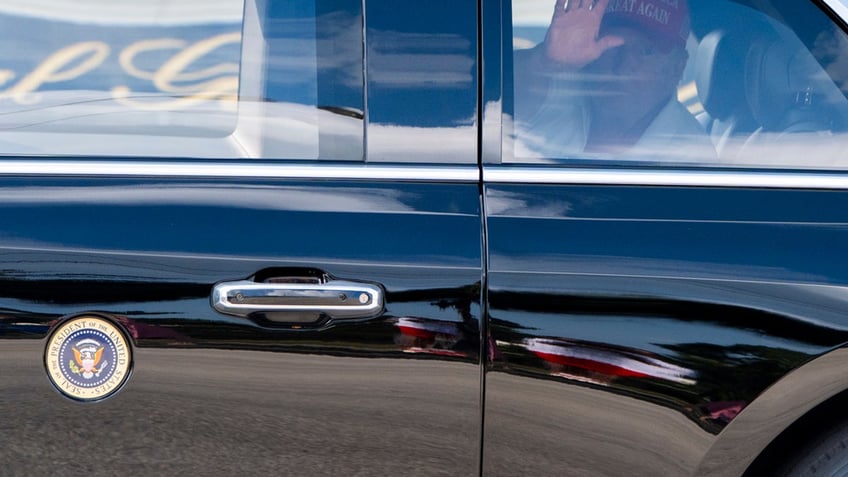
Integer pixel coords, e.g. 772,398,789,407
363,0,478,163
506,0,848,169
0,0,364,160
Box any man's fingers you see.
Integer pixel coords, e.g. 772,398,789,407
554,0,610,17
553,0,568,17
555,0,592,15
597,35,625,52
593,0,612,14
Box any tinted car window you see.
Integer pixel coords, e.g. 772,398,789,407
0,0,365,160
505,0,848,169
364,0,478,163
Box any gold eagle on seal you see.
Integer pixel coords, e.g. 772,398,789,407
68,338,109,379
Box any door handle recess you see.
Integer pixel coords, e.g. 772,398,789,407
212,279,384,320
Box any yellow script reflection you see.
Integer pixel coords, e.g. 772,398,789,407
0,32,240,111
0,41,110,104
113,32,240,111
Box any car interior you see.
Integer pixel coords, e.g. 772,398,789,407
510,0,848,168
690,0,848,165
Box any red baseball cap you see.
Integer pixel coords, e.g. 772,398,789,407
602,0,690,48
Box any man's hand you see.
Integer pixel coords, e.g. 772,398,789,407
543,0,625,69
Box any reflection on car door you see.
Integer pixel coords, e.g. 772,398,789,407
0,0,483,474
1,174,482,475
481,0,848,475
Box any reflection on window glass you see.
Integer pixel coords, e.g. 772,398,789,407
508,0,848,169
363,0,478,163
0,0,364,160
248,1,363,160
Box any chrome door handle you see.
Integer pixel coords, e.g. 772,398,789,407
211,279,383,320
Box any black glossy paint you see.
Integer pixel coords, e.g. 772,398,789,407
6,0,848,474
483,183,848,475
0,177,482,474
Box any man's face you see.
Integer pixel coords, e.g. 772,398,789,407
584,25,685,119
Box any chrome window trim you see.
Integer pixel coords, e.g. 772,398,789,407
484,167,848,189
821,0,848,24
5,160,848,188
0,160,479,181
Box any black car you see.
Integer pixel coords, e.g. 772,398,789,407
3,0,848,475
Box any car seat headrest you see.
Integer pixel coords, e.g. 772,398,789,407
695,29,750,121
744,26,837,132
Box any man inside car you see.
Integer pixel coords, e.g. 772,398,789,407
513,0,714,159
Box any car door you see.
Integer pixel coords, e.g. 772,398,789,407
482,0,848,475
0,0,483,475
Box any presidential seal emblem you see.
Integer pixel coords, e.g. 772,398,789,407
44,316,132,401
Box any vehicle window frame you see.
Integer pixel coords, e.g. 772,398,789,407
0,0,483,168
487,0,848,178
